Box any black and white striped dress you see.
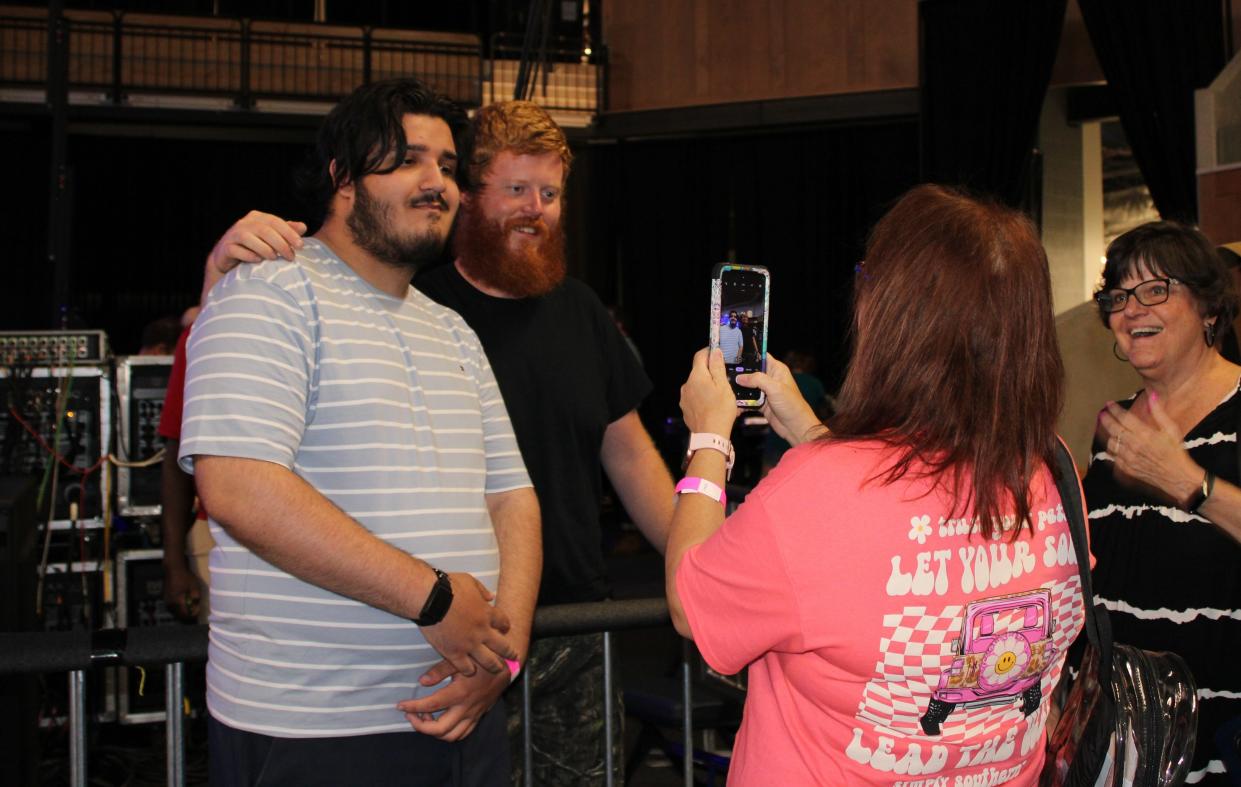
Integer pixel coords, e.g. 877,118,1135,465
1083,383,1241,785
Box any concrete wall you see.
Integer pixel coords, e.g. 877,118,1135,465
1040,87,1104,316
1055,302,1143,470
1038,86,1142,471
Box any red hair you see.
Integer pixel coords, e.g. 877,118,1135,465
829,185,1063,540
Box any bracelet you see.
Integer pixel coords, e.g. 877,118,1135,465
505,658,522,684
675,476,726,506
1185,470,1216,514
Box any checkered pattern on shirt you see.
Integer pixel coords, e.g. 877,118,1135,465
855,575,1083,742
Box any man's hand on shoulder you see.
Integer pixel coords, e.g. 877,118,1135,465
206,211,308,278
420,572,516,677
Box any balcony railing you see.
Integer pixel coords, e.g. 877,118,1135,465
489,31,604,115
0,7,603,118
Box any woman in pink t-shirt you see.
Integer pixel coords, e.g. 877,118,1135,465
666,184,1085,786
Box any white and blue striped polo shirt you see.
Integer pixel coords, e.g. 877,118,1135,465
179,238,531,737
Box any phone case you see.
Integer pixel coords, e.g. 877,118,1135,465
710,262,770,408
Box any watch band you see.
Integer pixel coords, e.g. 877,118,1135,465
1185,470,1215,514
676,476,727,506
413,567,454,626
684,433,735,480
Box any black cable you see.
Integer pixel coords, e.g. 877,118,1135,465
533,0,553,99
515,0,551,100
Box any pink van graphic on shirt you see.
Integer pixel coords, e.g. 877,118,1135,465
919,589,1055,735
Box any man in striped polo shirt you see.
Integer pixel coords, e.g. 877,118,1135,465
180,79,541,786
203,101,677,785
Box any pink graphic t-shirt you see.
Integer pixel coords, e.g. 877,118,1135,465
676,439,1086,786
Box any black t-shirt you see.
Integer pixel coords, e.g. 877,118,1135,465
415,263,652,603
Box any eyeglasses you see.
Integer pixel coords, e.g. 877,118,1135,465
1095,277,1178,313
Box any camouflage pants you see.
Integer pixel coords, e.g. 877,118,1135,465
506,632,625,787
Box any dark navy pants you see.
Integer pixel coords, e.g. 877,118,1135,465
208,701,509,787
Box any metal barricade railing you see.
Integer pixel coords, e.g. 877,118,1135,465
0,597,713,787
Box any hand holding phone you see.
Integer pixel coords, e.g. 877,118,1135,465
709,263,770,408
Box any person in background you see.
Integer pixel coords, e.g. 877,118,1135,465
138,315,180,355
178,305,200,328
663,184,1084,784
159,326,209,621
1085,222,1241,785
159,248,240,621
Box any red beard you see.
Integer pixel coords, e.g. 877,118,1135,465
453,200,566,298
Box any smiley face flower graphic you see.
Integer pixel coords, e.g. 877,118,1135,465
979,632,1031,689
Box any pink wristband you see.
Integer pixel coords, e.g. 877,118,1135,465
505,658,522,683
675,476,727,506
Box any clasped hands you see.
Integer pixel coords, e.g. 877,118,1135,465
399,572,518,741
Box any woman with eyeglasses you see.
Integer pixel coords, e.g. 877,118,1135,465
1085,220,1241,785
663,185,1087,784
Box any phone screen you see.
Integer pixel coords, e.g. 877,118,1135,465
710,265,769,406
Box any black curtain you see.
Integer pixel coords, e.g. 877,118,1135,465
0,130,311,351
68,133,310,352
0,126,52,332
4,117,919,414
1077,0,1227,223
920,0,1068,209
578,120,920,424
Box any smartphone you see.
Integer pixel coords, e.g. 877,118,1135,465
709,263,770,408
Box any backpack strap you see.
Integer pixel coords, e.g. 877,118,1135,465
1050,439,1114,687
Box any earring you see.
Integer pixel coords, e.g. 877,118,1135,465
1205,321,1218,347
1113,341,1129,362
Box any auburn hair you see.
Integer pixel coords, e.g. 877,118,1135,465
460,100,573,192
828,184,1064,540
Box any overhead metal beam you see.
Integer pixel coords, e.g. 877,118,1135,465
593,89,920,142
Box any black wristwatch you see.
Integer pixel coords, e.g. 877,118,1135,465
1185,471,1216,515
413,567,454,626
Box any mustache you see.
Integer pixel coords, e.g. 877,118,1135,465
409,193,450,210
503,216,549,235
